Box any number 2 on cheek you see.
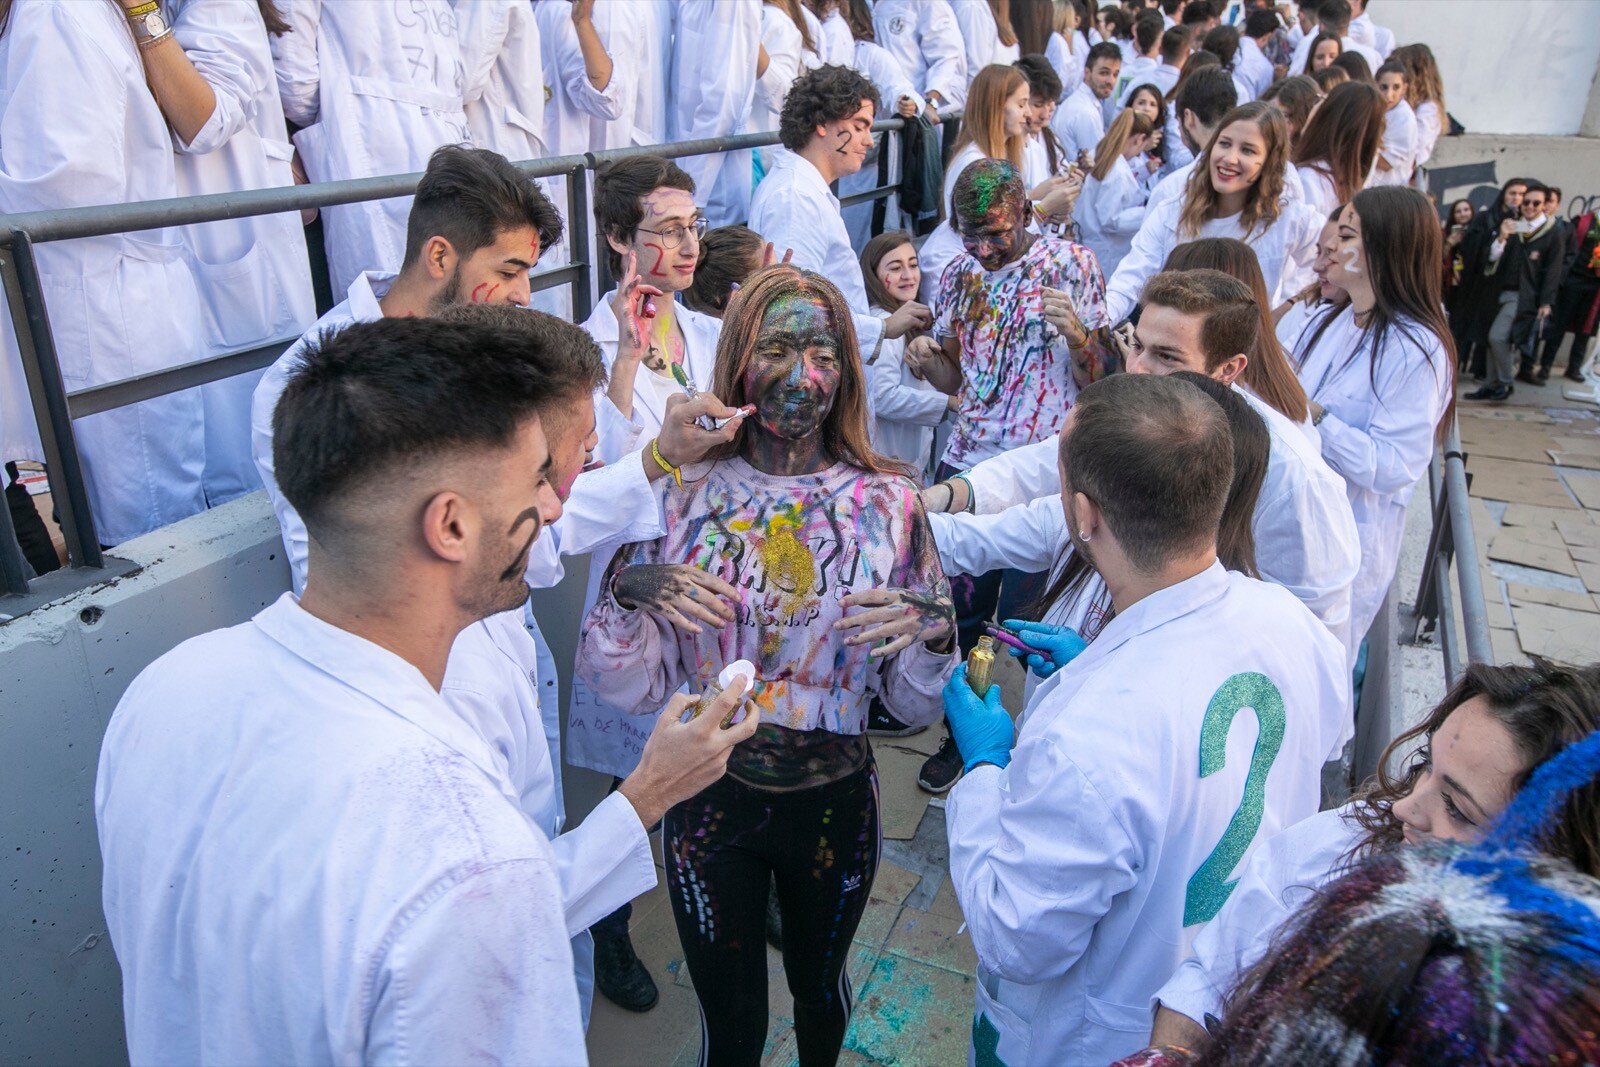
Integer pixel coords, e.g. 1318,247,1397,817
1183,672,1286,927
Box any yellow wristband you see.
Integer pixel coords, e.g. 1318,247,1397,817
125,1,160,16
650,438,682,488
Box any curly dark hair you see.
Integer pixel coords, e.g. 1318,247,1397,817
778,64,882,152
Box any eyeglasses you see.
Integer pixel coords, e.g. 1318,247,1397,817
637,217,708,249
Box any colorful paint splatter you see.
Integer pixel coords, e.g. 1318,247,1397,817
933,235,1109,467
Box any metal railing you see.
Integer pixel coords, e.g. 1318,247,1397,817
0,115,934,604
1406,417,1495,681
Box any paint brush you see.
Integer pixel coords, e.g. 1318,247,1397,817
984,623,1050,658
669,361,749,431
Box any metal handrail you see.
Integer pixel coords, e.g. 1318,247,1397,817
0,115,934,598
1407,417,1494,680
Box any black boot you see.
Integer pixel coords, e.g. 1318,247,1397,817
594,927,659,1012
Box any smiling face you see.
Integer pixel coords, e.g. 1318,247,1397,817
1128,87,1162,125
743,296,842,443
818,99,877,176
1087,58,1122,101
1522,188,1547,222
607,185,702,293
1002,81,1032,138
875,242,921,303
1376,70,1406,109
1311,38,1340,71
540,392,600,500
1312,218,1348,301
1450,200,1473,226
1323,202,1370,297
1207,120,1268,200
1391,697,1526,846
465,416,563,615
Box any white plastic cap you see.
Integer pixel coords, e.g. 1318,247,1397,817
718,659,756,696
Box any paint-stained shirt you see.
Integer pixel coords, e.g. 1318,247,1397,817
934,234,1108,468
576,456,955,788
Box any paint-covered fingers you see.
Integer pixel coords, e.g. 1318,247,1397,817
612,564,734,632
1040,287,1088,346
836,589,955,658
658,393,755,467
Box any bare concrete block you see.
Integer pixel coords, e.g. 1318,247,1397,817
869,859,920,906
884,908,979,977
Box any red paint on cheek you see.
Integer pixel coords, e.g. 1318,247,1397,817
644,242,668,277
471,283,501,304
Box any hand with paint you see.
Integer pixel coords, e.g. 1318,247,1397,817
612,563,740,635
1041,286,1091,348
833,588,955,659
998,618,1086,678
655,392,753,474
941,663,1014,771
761,241,795,268
618,683,762,828
611,249,664,354
881,298,933,341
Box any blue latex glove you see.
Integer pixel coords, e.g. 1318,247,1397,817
942,662,1015,772
1000,618,1088,679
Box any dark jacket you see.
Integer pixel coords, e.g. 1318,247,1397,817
1483,217,1565,312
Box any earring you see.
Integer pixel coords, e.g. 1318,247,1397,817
1079,530,1091,542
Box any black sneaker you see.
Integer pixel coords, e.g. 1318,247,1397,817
765,881,784,951
594,928,659,1012
867,698,929,737
917,734,965,794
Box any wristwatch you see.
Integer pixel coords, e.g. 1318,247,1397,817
128,7,173,47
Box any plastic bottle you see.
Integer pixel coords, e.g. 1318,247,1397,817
692,659,756,727
966,636,996,696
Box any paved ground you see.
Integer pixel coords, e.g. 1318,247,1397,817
1453,359,1600,667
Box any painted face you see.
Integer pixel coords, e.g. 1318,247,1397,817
473,416,563,616
1310,39,1340,71
743,296,841,441
958,195,1028,272
439,225,542,311
541,392,600,501
1503,183,1527,212
1027,95,1056,134
1002,81,1032,138
1128,304,1213,377
875,242,921,304
1324,202,1368,291
1450,201,1474,226
1392,697,1526,846
1312,219,1348,301
1522,191,1547,222
1208,120,1268,200
1377,71,1406,109
1087,59,1121,101
612,186,703,294
818,99,877,176
1128,89,1161,125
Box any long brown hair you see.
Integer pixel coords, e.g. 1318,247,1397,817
1293,186,1457,443
767,0,816,54
1300,30,1341,75
1292,81,1384,209
258,0,291,36
707,265,898,475
1165,48,1220,104
1011,0,1056,56
1089,109,1155,182
988,0,1018,47
1347,661,1600,876
1178,101,1288,239
1163,239,1311,423
950,64,1028,173
1260,74,1321,141
841,0,874,41
859,231,916,314
1392,42,1445,114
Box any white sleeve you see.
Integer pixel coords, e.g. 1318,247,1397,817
961,436,1062,514
550,792,656,935
269,0,322,128
870,347,951,427
919,0,969,106
169,0,274,155
928,496,1065,577
454,0,514,108
1317,336,1450,496
366,859,585,1065
755,11,803,116
1106,198,1178,323
250,349,311,594
555,11,627,121
945,740,1140,985
1105,169,1148,237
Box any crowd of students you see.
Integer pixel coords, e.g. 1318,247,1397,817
7,0,1597,1065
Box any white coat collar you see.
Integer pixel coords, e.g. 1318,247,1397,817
775,148,838,208
344,270,397,323
252,593,519,805
583,292,721,383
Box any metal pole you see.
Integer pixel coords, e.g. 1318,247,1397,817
0,231,101,568
1442,423,1493,665
0,475,30,596
568,162,593,323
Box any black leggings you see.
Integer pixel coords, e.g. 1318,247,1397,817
664,760,880,1067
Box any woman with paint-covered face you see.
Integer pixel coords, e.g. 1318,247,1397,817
576,265,957,1066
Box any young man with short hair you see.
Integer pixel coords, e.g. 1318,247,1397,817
940,371,1349,1066
1471,182,1567,400
1054,41,1123,163
1236,9,1280,99
1179,0,1219,36
1111,10,1166,111
748,64,932,360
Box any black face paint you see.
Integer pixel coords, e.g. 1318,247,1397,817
507,505,542,537
500,527,538,583
835,128,851,155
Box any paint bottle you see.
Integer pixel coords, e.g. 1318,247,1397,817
966,637,996,696
692,659,756,728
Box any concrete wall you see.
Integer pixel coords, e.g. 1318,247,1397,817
1375,0,1600,137
1426,133,1600,219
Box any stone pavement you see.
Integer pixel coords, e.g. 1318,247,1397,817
585,654,1030,1067
1454,368,1600,667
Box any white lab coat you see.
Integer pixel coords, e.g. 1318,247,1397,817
747,149,886,357
536,0,633,157
1107,194,1322,322
1234,36,1275,100
565,293,722,780
950,0,1019,84
1046,32,1083,101
1053,82,1106,163
1155,804,1361,1027
97,594,584,1064
873,0,968,108
1291,306,1453,644
1118,60,1180,109
956,384,1362,683
165,0,318,508
867,306,948,479
272,0,470,295
0,0,206,546
819,8,857,67
669,0,761,227
250,271,661,597
1370,99,1419,188
1348,12,1394,60
1414,101,1443,173
946,562,1349,1066
1077,156,1147,278
753,2,806,175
